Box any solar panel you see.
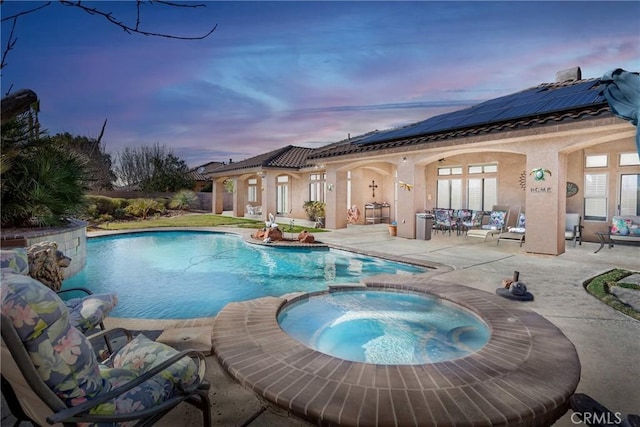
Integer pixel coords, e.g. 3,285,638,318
355,79,607,146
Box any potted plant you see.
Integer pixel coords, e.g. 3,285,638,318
388,221,397,236
303,201,325,222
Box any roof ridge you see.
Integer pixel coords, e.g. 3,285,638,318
262,145,295,166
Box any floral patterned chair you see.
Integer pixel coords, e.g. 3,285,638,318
433,208,454,235
1,272,211,427
1,248,118,335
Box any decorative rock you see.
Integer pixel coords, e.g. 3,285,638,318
264,227,283,241
252,229,267,239
610,286,640,312
298,230,315,243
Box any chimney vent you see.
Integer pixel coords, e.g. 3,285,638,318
555,66,582,82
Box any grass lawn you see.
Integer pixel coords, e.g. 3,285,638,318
93,213,327,234
584,269,640,320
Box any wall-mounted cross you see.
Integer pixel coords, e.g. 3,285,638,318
369,180,378,198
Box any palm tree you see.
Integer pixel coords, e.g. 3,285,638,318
1,116,89,228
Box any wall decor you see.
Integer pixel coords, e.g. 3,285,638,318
519,171,527,190
530,167,552,181
566,182,579,198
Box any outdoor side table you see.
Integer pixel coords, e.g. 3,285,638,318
594,231,614,253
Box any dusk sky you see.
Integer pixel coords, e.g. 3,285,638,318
1,1,639,168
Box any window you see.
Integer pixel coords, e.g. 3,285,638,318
469,163,497,174
620,153,640,166
438,166,462,176
247,178,257,202
467,177,497,211
620,174,640,216
309,173,326,202
437,179,462,209
586,154,608,168
276,175,289,214
584,173,607,221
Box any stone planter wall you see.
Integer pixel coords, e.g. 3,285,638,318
0,219,87,278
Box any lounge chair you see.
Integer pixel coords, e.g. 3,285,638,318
497,209,526,247
565,213,583,247
0,271,211,427
466,205,510,241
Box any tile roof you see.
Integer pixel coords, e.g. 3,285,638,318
191,161,226,175
210,145,316,174
308,77,613,160
187,170,209,181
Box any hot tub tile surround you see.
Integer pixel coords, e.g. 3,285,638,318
212,280,581,426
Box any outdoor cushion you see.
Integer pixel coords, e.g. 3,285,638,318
610,216,640,236
108,334,199,400
482,211,506,230
1,272,199,417
64,293,119,334
0,248,29,276
1,272,105,407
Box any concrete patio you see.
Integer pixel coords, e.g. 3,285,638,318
2,225,638,426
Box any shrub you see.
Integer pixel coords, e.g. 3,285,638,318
154,197,170,210
1,119,90,227
113,207,127,220
303,201,325,221
85,195,126,216
170,190,197,210
124,198,165,220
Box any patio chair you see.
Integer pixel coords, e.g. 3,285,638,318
497,208,526,247
433,208,454,235
466,205,510,241
1,247,118,345
459,210,486,235
565,213,583,247
453,209,473,236
0,272,212,427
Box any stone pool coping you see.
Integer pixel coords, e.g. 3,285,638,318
212,279,581,426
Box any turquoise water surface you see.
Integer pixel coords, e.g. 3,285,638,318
63,231,426,319
278,290,490,364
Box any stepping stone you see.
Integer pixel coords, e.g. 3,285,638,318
157,326,213,356
610,286,640,313
619,273,640,286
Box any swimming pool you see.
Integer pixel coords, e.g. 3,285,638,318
63,231,426,319
278,289,489,364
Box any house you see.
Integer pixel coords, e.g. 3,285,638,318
208,146,316,219
210,68,639,255
189,161,225,192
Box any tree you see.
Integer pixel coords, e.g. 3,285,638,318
1,116,89,228
1,1,217,71
52,132,115,190
115,143,194,192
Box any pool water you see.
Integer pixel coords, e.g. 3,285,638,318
278,290,490,364
63,231,426,319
